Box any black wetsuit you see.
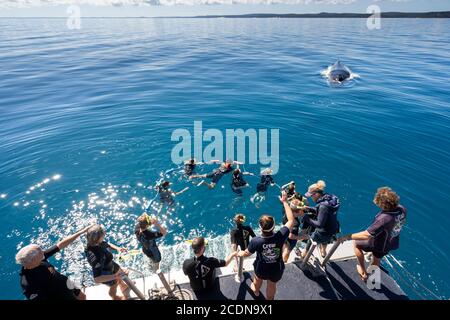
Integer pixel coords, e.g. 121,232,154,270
184,163,196,176
230,225,256,250
85,241,120,287
206,165,233,184
231,172,247,194
135,224,163,263
19,245,81,300
256,175,274,192
158,186,174,205
182,255,226,292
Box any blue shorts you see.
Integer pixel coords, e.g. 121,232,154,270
286,227,299,251
311,230,334,244
143,246,162,263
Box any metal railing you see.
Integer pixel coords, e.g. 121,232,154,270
157,269,174,296
121,274,146,300
321,240,341,267
301,241,317,268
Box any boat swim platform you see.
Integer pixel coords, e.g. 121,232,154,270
84,241,408,300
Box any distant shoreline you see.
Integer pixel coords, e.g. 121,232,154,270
1,11,450,19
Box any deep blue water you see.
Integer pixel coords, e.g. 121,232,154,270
0,18,449,300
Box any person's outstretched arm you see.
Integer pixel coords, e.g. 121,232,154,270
280,191,295,232
303,205,327,229
108,242,127,253
57,225,93,250
224,251,238,266
174,187,189,196
339,230,371,243
237,249,252,258
153,218,167,236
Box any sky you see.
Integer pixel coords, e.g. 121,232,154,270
0,0,449,17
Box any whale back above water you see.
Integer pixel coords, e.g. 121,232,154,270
329,60,351,82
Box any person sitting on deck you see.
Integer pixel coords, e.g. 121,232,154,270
16,225,92,300
337,187,407,282
237,191,297,300
85,225,130,300
135,214,167,271
189,159,242,189
301,180,341,259
182,237,237,298
230,213,256,272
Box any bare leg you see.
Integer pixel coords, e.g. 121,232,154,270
320,244,327,258
282,243,290,263
266,281,277,300
353,240,368,281
372,256,381,267
250,276,262,297
118,278,130,300
108,283,123,300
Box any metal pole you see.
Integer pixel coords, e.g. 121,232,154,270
301,241,317,268
157,269,174,295
321,240,341,267
235,245,244,282
121,275,146,300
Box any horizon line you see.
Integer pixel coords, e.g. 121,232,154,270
1,10,449,19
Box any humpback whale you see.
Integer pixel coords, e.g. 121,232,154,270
328,60,351,82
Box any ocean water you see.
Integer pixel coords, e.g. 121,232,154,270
0,18,449,300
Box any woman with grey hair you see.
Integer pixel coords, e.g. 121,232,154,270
84,225,130,300
16,225,92,300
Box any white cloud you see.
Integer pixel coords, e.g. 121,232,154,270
0,0,360,8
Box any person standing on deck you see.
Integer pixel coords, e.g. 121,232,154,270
237,191,298,300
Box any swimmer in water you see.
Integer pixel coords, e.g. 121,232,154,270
184,158,203,177
155,181,189,206
251,168,275,204
231,167,254,195
189,159,242,189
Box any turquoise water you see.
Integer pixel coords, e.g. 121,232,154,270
0,18,449,300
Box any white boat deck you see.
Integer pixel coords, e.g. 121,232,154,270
84,240,358,300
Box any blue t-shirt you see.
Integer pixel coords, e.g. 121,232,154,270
248,226,290,275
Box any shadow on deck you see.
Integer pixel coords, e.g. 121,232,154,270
178,259,408,300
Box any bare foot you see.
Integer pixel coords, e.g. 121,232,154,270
250,281,260,297
356,264,368,282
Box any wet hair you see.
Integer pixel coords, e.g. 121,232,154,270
233,169,240,176
234,213,246,225
137,214,150,230
259,215,275,235
373,187,399,211
192,237,205,255
161,181,170,189
190,159,195,164
86,225,106,247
